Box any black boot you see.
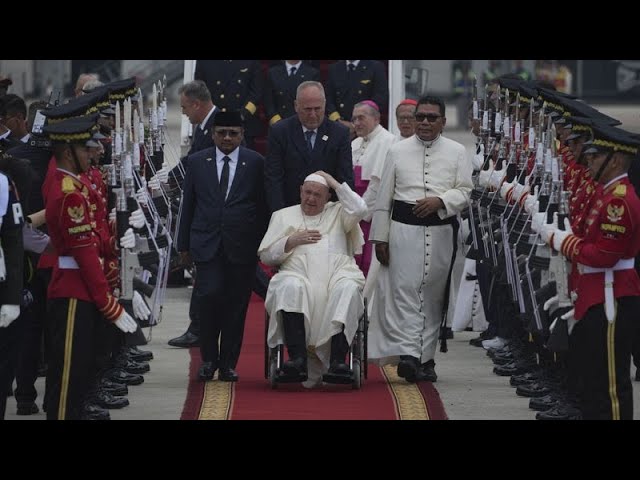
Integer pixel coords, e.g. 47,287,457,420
397,355,420,382
328,332,350,375
280,312,307,381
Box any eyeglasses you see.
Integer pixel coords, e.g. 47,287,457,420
214,129,241,137
396,115,415,123
414,113,442,123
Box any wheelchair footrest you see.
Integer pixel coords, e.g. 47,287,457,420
274,371,308,383
322,372,354,385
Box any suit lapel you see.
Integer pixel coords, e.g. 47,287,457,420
205,152,220,194
310,121,329,162
291,119,311,163
339,62,353,100
226,149,247,202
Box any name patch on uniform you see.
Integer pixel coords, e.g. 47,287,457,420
601,223,626,234
68,224,91,234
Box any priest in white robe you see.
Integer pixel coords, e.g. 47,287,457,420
368,96,473,383
350,100,396,300
258,171,367,387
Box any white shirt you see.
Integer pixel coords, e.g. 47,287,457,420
286,61,302,76
346,60,360,70
302,127,316,149
199,105,217,131
215,147,239,199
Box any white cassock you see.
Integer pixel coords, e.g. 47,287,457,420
258,183,367,384
368,134,473,365
351,124,397,302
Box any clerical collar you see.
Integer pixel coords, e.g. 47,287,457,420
416,134,441,148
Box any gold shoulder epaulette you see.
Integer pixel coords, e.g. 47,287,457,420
613,184,627,197
62,176,76,194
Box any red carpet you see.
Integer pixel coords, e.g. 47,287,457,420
182,294,448,420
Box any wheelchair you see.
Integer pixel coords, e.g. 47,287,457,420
264,298,369,390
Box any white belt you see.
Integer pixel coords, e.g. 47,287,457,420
58,256,79,269
578,258,635,322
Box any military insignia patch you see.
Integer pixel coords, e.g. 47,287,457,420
613,184,627,197
67,205,85,224
606,203,624,223
62,176,75,193
360,79,371,84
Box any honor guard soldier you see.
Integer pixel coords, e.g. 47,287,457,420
539,124,640,420
264,60,320,127
42,116,137,420
326,60,389,136
194,60,264,149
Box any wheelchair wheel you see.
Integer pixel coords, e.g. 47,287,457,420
269,352,279,390
352,359,361,390
363,297,369,379
264,311,270,379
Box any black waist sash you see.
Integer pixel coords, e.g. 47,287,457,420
391,200,456,227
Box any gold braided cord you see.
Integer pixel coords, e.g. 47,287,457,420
592,138,638,155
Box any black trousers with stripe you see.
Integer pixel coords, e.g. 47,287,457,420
45,298,102,420
570,296,640,420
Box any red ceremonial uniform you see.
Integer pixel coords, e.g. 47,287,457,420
45,168,122,322
558,175,640,320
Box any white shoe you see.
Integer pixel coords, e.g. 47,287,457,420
481,337,508,350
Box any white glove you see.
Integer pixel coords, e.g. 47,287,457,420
540,212,559,244
472,144,485,170
120,227,136,249
523,186,539,214
499,180,515,201
136,187,148,206
562,308,577,335
109,207,116,223
0,304,20,328
128,208,146,229
478,161,494,187
511,182,530,204
552,217,574,252
489,164,507,190
148,176,161,191
530,206,546,233
114,310,138,333
156,162,170,184
543,295,559,312
132,291,151,321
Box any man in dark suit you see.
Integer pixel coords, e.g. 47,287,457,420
325,60,389,138
177,111,267,382
264,61,320,127
166,80,218,348
265,81,354,213
194,60,263,150
180,81,218,158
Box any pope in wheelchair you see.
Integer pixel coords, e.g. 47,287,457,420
258,171,367,387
